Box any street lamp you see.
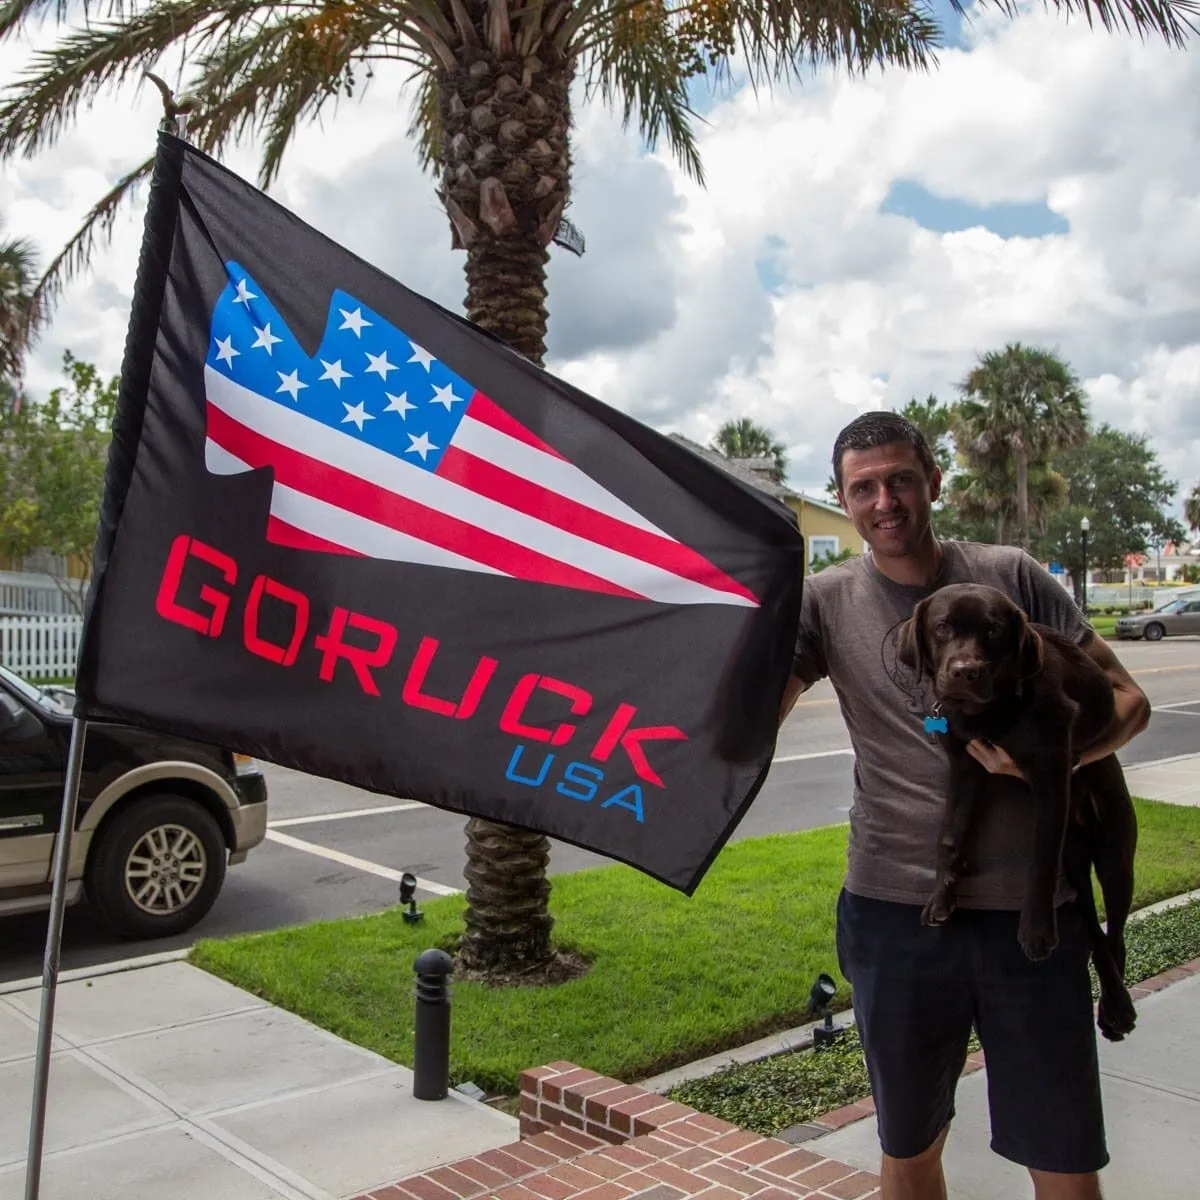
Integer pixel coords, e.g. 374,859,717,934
1080,516,1091,614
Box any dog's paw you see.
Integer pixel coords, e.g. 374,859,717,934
1017,910,1059,962
921,891,955,927
1098,989,1138,1042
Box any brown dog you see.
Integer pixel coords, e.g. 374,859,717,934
897,582,1138,1041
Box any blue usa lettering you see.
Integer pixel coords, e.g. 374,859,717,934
504,746,645,823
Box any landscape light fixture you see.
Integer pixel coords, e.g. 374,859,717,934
399,871,424,925
807,972,844,1051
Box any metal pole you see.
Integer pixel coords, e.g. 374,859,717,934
24,717,88,1200
1082,531,1089,614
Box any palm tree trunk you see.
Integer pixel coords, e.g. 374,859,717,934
458,818,553,971
435,45,572,977
1014,448,1030,550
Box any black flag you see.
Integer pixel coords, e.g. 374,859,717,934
76,134,804,892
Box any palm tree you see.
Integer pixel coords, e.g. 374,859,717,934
711,417,788,482
1186,484,1200,537
955,344,1089,552
1,2,1192,978
0,229,43,383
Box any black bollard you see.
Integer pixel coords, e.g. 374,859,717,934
412,948,453,1100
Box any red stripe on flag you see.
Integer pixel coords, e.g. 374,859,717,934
466,392,565,459
266,515,361,557
436,446,760,605
206,402,645,601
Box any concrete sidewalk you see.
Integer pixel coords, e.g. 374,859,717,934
0,962,515,1200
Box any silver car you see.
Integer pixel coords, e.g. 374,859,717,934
1115,597,1200,641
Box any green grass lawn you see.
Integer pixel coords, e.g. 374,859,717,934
192,799,1200,1095
1090,615,1117,638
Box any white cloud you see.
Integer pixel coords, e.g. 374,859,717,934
3,8,1199,517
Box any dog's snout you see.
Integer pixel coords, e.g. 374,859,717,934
947,658,986,682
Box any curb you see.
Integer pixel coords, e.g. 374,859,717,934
0,948,191,996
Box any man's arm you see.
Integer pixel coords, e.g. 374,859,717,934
1075,631,1150,766
780,675,812,725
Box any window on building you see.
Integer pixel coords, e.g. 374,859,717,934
809,536,839,564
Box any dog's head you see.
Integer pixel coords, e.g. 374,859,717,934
896,582,1043,707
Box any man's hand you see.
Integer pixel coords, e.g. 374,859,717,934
967,739,1027,780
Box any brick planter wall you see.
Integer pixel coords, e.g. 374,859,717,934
519,1061,699,1143
353,1062,881,1200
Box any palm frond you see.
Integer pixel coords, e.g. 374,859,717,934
582,3,706,182
29,153,155,314
0,0,270,159
967,0,1198,48
406,69,441,172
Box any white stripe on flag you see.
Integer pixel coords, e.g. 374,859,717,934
205,440,506,575
205,367,754,607
453,416,661,534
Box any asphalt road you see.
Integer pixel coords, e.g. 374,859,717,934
2,638,1198,983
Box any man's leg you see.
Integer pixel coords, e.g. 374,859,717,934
1028,1168,1103,1200
971,903,1109,1191
880,1125,950,1200
835,890,974,1200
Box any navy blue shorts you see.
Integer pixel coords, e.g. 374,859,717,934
835,888,1108,1174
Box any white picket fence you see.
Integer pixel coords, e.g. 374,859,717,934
0,614,84,680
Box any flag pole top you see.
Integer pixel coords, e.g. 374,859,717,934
144,71,193,138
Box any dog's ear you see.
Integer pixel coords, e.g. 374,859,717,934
1017,615,1044,680
897,596,934,681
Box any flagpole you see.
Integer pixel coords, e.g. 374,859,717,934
23,716,88,1200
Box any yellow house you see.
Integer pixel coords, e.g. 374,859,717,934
783,493,866,566
669,435,864,567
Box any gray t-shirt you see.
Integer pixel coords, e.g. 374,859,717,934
793,540,1093,909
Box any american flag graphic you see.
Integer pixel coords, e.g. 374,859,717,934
204,262,758,608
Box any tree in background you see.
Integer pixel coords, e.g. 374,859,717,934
0,352,116,610
0,227,44,387
711,417,788,483
955,344,1088,552
1034,426,1184,603
1186,484,1200,536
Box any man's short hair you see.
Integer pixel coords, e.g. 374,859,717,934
832,411,936,491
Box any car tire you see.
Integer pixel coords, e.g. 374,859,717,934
86,794,227,940
1143,623,1165,642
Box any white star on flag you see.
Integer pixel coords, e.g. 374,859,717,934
407,342,435,371
339,307,372,337
320,359,351,388
252,324,282,354
342,400,374,431
405,431,437,461
384,391,415,419
214,335,239,367
275,369,307,401
429,382,463,411
365,350,396,379
233,279,256,305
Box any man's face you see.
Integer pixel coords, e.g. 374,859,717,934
836,442,941,559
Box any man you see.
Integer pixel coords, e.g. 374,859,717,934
782,412,1149,1200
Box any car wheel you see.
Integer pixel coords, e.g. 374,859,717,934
86,794,227,939
1143,622,1166,642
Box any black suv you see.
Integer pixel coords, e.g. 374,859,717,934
0,664,268,939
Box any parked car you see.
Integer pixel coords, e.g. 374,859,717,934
1115,597,1200,641
0,664,267,939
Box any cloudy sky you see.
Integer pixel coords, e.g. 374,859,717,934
2,2,1198,518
